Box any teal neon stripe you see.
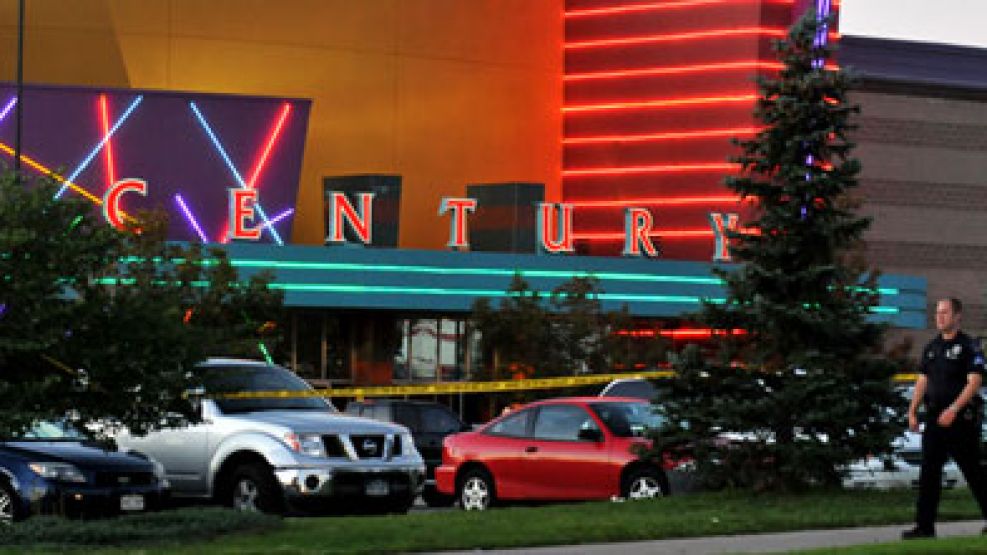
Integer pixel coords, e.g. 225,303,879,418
268,282,710,305
227,258,900,296
94,277,900,313
229,259,723,286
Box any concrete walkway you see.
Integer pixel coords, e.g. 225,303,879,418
436,520,985,554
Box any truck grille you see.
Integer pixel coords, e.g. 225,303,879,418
322,435,347,458
351,435,386,459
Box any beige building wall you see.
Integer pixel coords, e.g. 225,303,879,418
854,86,987,352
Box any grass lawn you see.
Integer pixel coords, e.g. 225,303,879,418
802,535,987,554
4,489,982,554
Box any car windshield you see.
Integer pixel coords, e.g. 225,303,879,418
590,401,664,438
202,365,333,414
13,420,90,441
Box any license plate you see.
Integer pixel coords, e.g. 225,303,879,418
365,479,389,497
120,494,145,512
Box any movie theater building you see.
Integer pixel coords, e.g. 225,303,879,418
0,1,938,386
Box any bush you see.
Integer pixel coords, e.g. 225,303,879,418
1,507,280,547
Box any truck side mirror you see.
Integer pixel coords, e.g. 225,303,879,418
185,386,206,420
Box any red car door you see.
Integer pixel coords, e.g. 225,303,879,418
477,408,535,499
523,403,613,500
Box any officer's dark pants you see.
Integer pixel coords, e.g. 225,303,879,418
916,411,987,531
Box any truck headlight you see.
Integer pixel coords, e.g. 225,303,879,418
285,432,325,458
29,462,87,483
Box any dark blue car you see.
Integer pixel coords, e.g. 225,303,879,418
0,421,170,522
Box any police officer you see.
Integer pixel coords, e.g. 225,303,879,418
903,297,987,539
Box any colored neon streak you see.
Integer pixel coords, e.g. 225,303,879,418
565,61,783,81
258,342,274,365
260,208,294,230
188,101,283,245
565,0,793,18
226,259,722,285
617,328,747,338
570,196,742,208
564,127,760,145
563,163,735,177
55,95,143,199
218,102,292,243
174,194,209,243
564,28,786,50
98,95,117,190
573,230,715,239
564,94,757,114
246,103,292,189
0,141,102,204
117,256,901,296
0,97,16,123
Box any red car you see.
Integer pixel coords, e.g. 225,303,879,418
435,397,676,510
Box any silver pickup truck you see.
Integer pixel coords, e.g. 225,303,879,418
116,359,425,515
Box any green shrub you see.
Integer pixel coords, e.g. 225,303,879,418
1,507,280,547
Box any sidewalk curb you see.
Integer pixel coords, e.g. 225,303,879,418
434,520,985,554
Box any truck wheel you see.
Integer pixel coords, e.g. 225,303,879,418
0,480,26,526
621,466,667,500
457,468,495,511
229,463,284,515
0,481,22,524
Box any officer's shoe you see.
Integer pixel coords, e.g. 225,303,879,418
901,526,935,540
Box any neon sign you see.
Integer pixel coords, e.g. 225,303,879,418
324,194,734,260
0,85,309,244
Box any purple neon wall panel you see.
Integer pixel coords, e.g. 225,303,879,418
0,83,310,243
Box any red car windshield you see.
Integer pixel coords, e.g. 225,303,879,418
589,402,664,438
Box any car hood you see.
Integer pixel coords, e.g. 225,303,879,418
1,441,153,471
225,410,409,435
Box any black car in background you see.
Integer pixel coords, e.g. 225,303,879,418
0,421,169,522
345,400,468,506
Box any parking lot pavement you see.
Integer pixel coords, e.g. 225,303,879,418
432,520,985,554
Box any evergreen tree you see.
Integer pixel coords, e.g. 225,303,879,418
472,273,553,380
650,14,905,491
0,172,283,436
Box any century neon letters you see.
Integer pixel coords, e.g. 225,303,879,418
103,182,733,260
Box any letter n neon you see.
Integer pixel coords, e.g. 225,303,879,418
326,192,374,245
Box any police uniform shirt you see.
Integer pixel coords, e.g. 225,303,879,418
920,331,986,412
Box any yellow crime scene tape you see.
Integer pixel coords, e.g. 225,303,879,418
214,370,677,400
212,370,920,400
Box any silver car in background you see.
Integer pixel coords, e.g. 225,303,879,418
116,359,425,515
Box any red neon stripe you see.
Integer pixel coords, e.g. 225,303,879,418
246,103,292,189
563,163,736,177
98,95,116,190
565,0,794,18
573,230,715,240
564,94,758,114
564,127,760,145
564,28,786,50
565,61,784,82
616,328,747,338
569,196,742,208
219,102,292,243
